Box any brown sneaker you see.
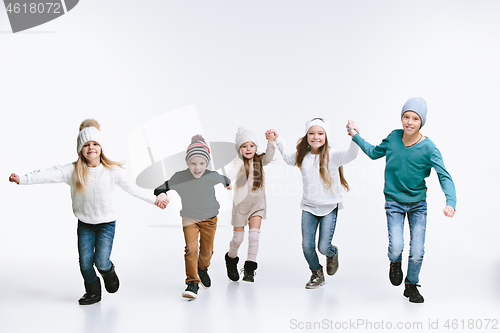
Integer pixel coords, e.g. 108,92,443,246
326,246,339,276
305,266,325,289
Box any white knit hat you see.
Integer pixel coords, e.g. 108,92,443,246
305,118,330,137
77,126,103,154
235,127,258,152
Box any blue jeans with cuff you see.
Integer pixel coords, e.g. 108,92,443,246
301,208,338,272
385,200,427,285
77,220,115,284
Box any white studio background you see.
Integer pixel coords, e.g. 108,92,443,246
0,1,499,333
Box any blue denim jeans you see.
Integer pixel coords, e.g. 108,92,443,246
77,220,115,284
385,201,427,285
301,209,338,271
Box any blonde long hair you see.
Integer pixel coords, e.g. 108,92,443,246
294,135,349,192
73,119,122,193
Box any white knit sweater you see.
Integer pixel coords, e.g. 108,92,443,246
20,163,155,224
275,136,358,216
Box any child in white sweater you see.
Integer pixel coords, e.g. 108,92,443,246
9,119,161,305
269,118,358,289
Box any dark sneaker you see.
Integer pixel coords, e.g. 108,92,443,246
242,261,258,282
326,246,339,276
198,268,211,289
404,283,424,303
305,266,325,289
182,281,199,299
389,261,403,286
225,253,240,281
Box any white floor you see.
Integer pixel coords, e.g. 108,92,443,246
1,182,499,333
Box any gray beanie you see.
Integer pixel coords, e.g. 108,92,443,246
235,127,258,152
401,97,427,127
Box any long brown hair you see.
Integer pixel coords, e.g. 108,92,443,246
73,119,122,193
236,152,266,191
295,134,349,192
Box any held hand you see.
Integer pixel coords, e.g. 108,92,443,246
9,173,20,184
266,129,278,142
346,120,359,137
155,193,169,209
443,206,455,217
226,184,233,191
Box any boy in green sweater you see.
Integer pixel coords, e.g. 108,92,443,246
347,97,456,303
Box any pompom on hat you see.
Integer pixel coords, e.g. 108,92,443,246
235,127,258,152
185,134,211,164
305,118,330,137
77,125,103,154
401,97,428,127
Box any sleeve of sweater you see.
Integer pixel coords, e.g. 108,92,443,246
19,163,74,185
153,180,170,196
226,158,243,182
431,147,457,210
330,139,359,166
115,167,156,204
352,133,388,160
262,140,276,166
274,136,296,166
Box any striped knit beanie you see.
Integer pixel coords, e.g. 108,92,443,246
185,134,211,164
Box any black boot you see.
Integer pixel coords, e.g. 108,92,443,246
404,282,425,303
242,261,258,282
389,261,403,286
98,263,120,293
225,253,240,281
78,278,102,305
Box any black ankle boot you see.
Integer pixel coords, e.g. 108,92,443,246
225,253,240,281
389,261,403,286
242,261,258,282
98,263,119,293
404,282,425,303
78,278,102,305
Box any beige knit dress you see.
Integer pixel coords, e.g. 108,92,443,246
228,141,275,227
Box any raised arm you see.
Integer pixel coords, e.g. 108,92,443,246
349,121,388,160
271,130,297,166
17,164,74,185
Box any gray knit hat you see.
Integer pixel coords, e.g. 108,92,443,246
235,127,258,152
185,134,211,164
77,126,103,154
401,97,427,127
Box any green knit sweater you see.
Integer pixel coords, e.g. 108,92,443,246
352,130,456,209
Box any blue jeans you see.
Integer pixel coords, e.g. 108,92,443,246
385,201,427,285
77,220,115,284
301,209,338,271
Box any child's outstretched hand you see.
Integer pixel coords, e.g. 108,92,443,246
266,129,278,142
9,173,20,184
443,206,455,217
155,193,169,209
346,120,359,137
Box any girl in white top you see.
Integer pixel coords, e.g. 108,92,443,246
268,118,358,289
9,119,163,305
224,127,275,282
